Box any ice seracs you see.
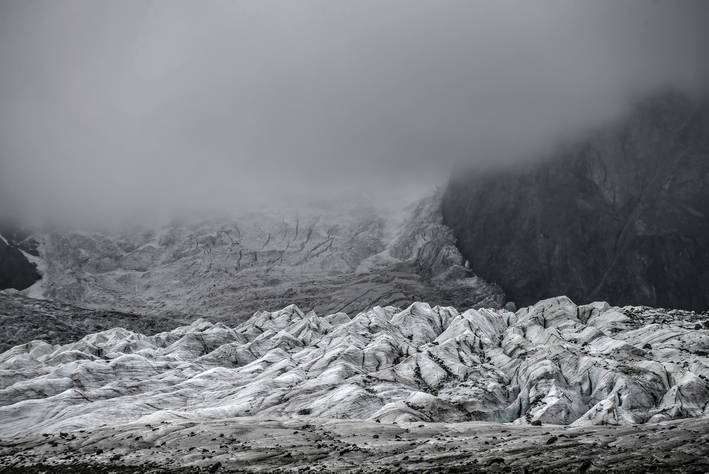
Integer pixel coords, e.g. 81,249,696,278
9,195,504,325
0,296,707,439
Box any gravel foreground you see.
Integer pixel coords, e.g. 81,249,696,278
1,417,708,473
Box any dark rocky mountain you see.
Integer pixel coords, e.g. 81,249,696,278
442,90,709,310
0,225,41,292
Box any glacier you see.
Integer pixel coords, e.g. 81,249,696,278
10,197,504,324
1,296,707,435
0,297,708,471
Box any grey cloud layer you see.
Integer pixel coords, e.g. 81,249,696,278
1,0,707,226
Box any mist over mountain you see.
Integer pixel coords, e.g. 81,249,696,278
0,195,504,336
1,2,709,472
1,1,708,227
443,90,709,311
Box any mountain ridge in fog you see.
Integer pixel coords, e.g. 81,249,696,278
443,89,709,310
1,1,708,227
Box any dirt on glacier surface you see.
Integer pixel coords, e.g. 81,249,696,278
1,417,708,473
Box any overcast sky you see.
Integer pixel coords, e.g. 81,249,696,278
1,0,708,227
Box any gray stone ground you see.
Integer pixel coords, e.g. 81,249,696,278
2,417,708,473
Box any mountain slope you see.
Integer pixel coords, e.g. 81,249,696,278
0,232,40,292
442,90,709,310
0,292,187,353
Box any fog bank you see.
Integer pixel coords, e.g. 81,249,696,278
1,0,707,227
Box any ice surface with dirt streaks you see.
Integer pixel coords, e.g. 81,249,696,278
17,196,504,323
1,296,707,440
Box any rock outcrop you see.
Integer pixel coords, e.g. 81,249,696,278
1,296,706,439
442,90,709,310
0,231,40,292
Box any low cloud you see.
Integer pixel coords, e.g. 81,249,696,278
1,0,707,227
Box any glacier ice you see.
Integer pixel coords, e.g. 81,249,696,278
1,296,707,440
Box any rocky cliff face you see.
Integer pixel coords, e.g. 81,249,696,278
0,229,40,292
442,91,709,310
